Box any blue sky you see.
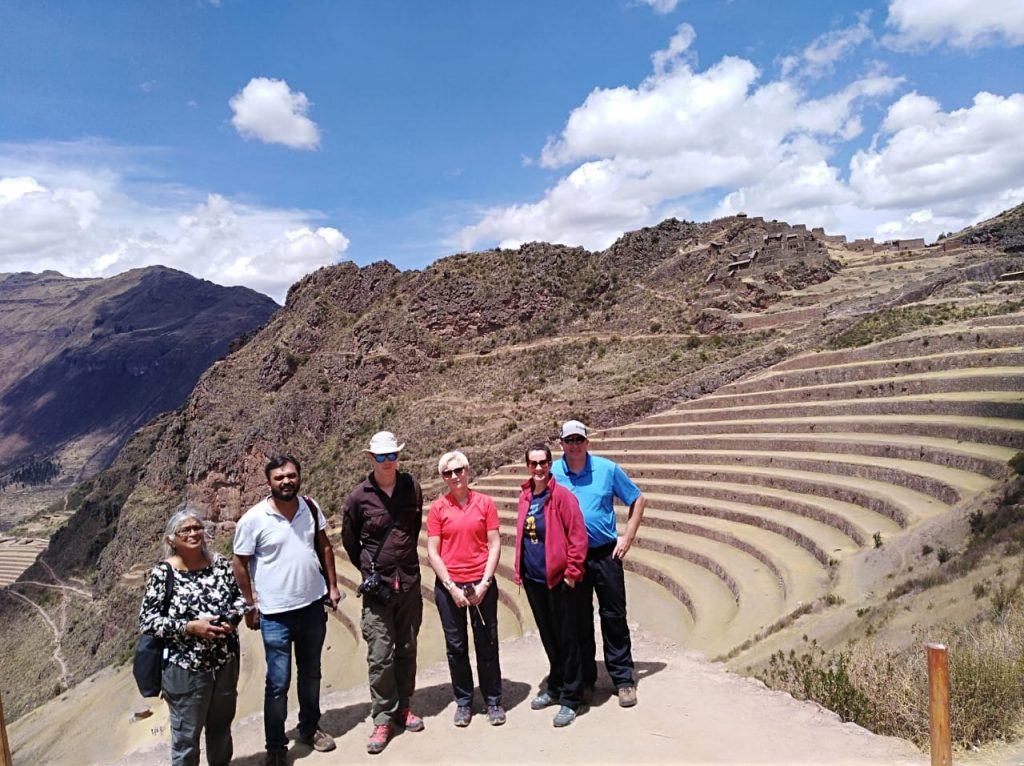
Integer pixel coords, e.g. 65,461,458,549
1,1,1022,302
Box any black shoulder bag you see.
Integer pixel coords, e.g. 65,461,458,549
133,561,174,698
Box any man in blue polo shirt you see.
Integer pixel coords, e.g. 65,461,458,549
550,419,646,708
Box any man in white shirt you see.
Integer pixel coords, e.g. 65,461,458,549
233,454,341,766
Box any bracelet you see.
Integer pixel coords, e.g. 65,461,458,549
444,579,456,591
479,577,492,588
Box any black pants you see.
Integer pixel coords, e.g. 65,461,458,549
524,578,583,708
576,543,635,689
433,579,502,707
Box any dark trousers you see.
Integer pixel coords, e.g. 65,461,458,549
524,578,583,708
576,543,635,689
361,584,423,724
162,654,239,766
433,579,502,707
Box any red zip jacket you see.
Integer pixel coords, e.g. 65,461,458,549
514,475,587,588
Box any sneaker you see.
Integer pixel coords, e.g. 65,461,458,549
366,723,393,755
553,705,577,728
265,750,287,766
530,691,556,710
296,728,336,752
395,708,425,732
617,685,638,707
486,704,507,726
453,704,473,727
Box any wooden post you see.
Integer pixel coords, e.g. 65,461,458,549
926,642,952,766
0,689,13,766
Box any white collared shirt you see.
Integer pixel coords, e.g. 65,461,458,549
233,497,326,614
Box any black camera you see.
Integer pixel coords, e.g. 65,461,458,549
461,583,476,598
357,571,393,606
211,610,243,627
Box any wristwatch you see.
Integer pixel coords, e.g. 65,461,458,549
444,579,456,591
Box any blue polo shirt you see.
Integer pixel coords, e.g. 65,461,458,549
551,453,642,548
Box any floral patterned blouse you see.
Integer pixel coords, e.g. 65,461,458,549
138,554,243,673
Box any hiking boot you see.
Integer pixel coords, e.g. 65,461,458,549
296,728,336,752
530,691,556,710
453,704,473,727
617,685,638,707
264,750,287,766
486,704,507,726
553,705,577,728
366,723,393,754
395,708,425,732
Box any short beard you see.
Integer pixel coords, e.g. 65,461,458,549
271,485,299,501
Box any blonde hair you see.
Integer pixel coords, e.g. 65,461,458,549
437,450,469,475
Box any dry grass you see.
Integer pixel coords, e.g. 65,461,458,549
761,582,1024,748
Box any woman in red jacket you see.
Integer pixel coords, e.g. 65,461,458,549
515,442,588,728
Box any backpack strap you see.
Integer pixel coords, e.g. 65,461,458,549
304,496,330,588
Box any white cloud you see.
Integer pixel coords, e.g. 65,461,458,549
459,23,1024,254
0,142,348,302
885,0,1024,49
799,12,873,77
636,0,679,15
651,23,696,75
850,92,1024,209
460,27,901,252
229,77,320,150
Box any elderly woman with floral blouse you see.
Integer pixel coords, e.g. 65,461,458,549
139,507,244,766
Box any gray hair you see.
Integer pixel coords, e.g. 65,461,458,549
437,450,469,475
162,506,212,559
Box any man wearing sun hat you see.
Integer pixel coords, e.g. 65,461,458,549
550,419,647,709
342,431,425,754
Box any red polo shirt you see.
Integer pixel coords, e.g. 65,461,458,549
427,490,499,581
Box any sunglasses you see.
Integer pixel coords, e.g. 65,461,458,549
561,435,586,444
175,526,205,538
373,452,399,463
441,466,467,479
527,459,550,468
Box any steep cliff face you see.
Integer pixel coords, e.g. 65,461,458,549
0,215,855,718
0,266,278,526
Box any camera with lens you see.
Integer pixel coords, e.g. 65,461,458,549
357,570,393,606
460,583,476,598
211,610,243,627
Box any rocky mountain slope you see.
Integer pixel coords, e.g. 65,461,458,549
1,210,1021,726
0,266,278,528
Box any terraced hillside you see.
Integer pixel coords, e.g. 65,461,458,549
0,537,47,587
466,310,1024,662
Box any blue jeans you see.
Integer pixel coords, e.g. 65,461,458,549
260,600,327,752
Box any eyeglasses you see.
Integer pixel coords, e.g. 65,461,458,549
561,435,586,444
441,466,467,478
527,459,550,468
373,452,399,463
175,526,205,538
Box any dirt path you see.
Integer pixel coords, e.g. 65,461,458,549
94,629,925,766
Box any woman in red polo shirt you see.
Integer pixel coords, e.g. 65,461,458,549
426,450,505,728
